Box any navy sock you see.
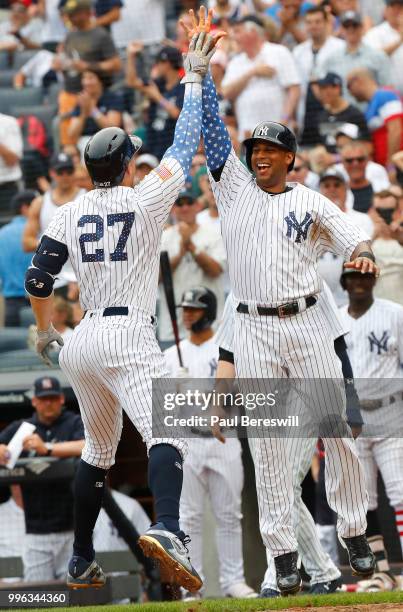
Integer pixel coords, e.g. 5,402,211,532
73,460,108,562
148,444,183,533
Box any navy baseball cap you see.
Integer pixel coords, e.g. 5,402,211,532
155,46,182,69
317,72,343,88
340,10,362,25
51,152,74,171
175,191,195,204
34,377,63,397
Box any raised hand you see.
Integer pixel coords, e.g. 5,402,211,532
180,6,226,51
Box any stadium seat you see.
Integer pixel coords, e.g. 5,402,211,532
0,51,10,70
0,69,17,88
45,81,62,106
0,87,43,116
19,307,36,328
0,348,49,371
0,328,29,353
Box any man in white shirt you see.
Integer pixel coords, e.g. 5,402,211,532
0,113,23,212
158,191,226,342
292,6,345,143
318,167,374,306
363,0,403,96
111,0,165,57
221,15,300,139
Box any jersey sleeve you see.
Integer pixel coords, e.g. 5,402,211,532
208,149,251,217
214,292,235,353
135,157,184,227
317,195,370,260
41,205,67,245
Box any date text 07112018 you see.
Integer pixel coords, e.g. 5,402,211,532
0,591,69,608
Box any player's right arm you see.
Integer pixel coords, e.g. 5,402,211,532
22,195,42,252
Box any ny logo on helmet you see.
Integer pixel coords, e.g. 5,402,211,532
257,126,269,137
284,211,314,243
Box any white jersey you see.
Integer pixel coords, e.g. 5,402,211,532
93,490,150,552
164,337,218,378
209,150,368,305
44,157,184,313
339,298,403,400
215,284,347,354
0,498,25,558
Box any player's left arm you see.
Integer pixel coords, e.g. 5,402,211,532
24,208,69,365
345,240,379,277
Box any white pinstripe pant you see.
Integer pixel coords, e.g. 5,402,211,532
234,302,368,557
59,309,187,469
23,532,73,581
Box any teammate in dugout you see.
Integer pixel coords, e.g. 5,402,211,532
164,287,257,600
339,267,403,592
214,290,363,597
23,20,224,592
182,7,377,596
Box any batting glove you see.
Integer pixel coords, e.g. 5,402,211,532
36,324,64,367
181,31,216,85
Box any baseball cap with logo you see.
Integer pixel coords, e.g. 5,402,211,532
317,72,343,88
34,377,63,398
340,10,362,25
50,152,74,171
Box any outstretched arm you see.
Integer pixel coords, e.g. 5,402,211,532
201,72,232,180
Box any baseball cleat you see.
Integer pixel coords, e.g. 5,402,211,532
309,576,343,594
67,556,106,589
138,522,202,592
342,535,376,577
225,582,258,598
260,588,281,598
274,551,301,596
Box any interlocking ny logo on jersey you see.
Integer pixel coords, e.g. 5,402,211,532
368,331,390,355
284,212,314,243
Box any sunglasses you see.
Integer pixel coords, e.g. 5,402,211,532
55,167,74,176
343,156,366,164
175,200,195,208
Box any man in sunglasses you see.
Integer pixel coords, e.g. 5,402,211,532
22,152,86,298
341,141,374,213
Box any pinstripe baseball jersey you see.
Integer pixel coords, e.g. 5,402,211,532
164,337,218,378
209,152,369,304
339,298,403,400
42,158,184,313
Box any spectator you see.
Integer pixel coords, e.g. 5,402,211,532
94,0,122,30
68,68,123,150
0,113,23,213
126,43,184,161
0,376,85,582
13,49,59,90
329,0,373,36
158,191,226,342
318,11,391,101
316,72,369,152
346,68,403,167
54,0,121,146
370,190,403,305
363,0,403,97
317,168,374,305
61,143,93,191
134,153,159,185
0,1,42,52
221,15,300,139
292,6,345,145
36,0,67,52
341,141,374,212
196,173,220,230
22,153,85,297
264,0,314,49
0,190,36,327
333,124,391,191
111,0,165,59
287,152,319,189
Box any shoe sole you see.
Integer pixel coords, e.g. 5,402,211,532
138,534,202,592
67,580,105,590
278,582,301,597
351,568,376,578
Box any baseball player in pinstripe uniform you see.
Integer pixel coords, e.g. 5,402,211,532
23,22,223,592
182,8,377,595
164,287,256,600
339,268,403,592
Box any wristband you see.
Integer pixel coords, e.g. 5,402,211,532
45,442,54,456
357,251,375,262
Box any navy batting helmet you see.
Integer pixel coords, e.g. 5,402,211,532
179,286,217,332
243,121,297,173
84,127,142,188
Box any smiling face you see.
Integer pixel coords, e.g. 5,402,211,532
343,272,376,301
251,140,294,191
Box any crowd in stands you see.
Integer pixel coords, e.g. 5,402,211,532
0,0,402,343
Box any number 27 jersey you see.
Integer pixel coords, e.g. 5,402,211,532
43,158,183,313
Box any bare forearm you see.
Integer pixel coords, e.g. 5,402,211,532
387,124,402,163
29,295,54,331
126,57,142,88
191,249,222,277
382,38,403,55
158,97,181,119
99,56,121,74
23,234,39,252
51,440,85,458
283,85,300,119
222,69,253,101
0,143,19,166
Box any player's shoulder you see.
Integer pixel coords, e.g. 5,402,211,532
373,298,403,316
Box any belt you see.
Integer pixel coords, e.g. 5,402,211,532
360,392,403,411
237,296,317,318
86,307,155,323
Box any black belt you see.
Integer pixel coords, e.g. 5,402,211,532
86,307,155,323
237,296,317,318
